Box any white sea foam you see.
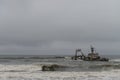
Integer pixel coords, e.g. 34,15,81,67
0,56,119,80
0,64,120,80
0,71,120,80
0,64,42,72
111,59,120,62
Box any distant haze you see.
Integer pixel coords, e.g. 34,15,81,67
0,0,120,55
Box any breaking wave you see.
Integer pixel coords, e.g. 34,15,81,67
0,55,120,80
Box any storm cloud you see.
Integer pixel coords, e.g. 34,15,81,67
0,0,120,55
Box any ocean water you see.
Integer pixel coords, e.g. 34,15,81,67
0,55,120,80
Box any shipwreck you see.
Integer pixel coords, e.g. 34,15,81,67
72,46,109,61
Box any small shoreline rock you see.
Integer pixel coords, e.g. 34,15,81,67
42,64,65,71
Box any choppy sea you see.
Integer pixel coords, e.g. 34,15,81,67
0,55,120,80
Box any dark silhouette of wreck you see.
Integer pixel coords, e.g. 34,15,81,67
72,46,109,61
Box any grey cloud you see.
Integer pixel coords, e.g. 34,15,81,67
0,0,120,55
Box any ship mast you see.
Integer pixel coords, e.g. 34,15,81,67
90,46,94,54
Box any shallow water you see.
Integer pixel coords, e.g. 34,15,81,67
0,55,120,80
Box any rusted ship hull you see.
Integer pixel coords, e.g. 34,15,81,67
72,46,109,61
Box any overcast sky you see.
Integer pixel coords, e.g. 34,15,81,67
0,0,120,55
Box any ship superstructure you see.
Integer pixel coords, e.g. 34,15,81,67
72,46,109,61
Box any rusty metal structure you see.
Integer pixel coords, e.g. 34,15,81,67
72,46,109,61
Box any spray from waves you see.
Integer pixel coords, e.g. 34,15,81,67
0,55,120,80
32,61,120,72
110,58,120,62
0,64,42,73
0,56,120,72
